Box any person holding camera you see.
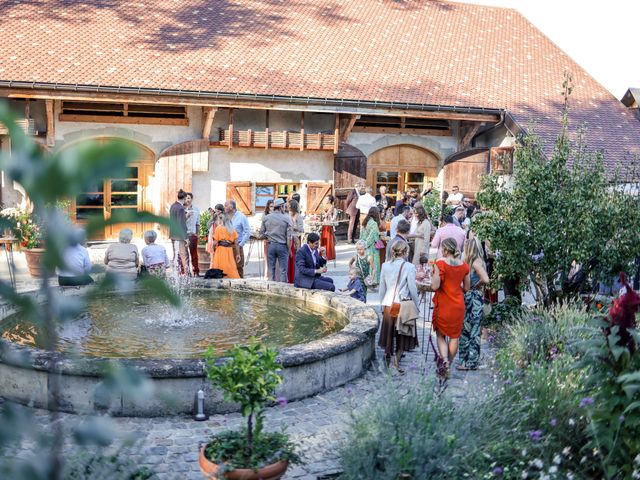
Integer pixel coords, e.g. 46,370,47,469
294,232,335,291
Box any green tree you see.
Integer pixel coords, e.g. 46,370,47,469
474,76,640,304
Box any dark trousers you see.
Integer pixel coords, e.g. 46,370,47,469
312,276,335,292
236,245,245,278
187,234,199,275
347,211,360,242
268,242,289,282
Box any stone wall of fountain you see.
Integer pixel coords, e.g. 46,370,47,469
0,279,378,416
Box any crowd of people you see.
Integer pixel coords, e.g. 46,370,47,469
55,181,490,380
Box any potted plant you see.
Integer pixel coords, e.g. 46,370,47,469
10,208,45,277
200,341,300,479
198,209,212,273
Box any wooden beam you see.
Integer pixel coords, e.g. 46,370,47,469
58,114,189,126
3,88,501,122
339,114,359,143
265,110,269,150
459,122,485,150
45,99,55,147
352,126,452,136
202,106,217,139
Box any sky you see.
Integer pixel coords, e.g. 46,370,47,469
460,0,638,100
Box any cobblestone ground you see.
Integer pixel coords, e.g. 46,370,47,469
0,241,497,479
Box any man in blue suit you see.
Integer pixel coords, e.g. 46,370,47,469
294,232,335,291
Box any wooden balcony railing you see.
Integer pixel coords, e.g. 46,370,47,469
211,128,338,152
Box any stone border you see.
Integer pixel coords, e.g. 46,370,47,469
0,279,378,416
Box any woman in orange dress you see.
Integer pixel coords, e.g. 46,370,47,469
320,195,336,261
209,213,240,279
430,237,470,378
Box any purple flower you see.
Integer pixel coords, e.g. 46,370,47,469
579,397,594,408
549,418,557,427
409,362,418,372
528,430,543,442
619,415,625,422
492,466,504,476
276,396,288,407
346,387,353,396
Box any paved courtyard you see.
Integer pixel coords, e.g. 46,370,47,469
0,240,496,479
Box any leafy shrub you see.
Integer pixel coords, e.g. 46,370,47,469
340,379,475,479
578,319,640,479
496,303,592,371
421,186,442,227
483,296,525,328
64,451,155,479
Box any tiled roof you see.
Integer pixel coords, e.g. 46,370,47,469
0,0,638,169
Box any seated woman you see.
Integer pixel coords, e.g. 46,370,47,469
141,230,170,276
104,228,139,280
210,213,240,279
57,228,93,286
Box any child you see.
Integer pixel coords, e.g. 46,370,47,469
141,230,170,277
349,240,375,294
416,253,432,287
341,266,367,303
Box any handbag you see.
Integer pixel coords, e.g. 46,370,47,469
389,261,405,316
374,239,385,249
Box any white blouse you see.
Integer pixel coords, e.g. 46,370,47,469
379,258,420,308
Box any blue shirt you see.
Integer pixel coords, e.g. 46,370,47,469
348,278,366,303
58,244,92,277
232,211,251,247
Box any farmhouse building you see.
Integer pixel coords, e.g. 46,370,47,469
1,0,639,239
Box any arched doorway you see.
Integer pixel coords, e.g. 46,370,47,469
63,138,156,240
367,145,440,198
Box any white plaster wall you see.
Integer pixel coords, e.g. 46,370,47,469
192,148,333,217
475,125,515,148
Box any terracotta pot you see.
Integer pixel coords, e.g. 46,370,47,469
197,244,211,274
24,248,46,278
199,447,289,480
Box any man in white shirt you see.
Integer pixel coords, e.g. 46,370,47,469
356,186,377,218
446,185,464,206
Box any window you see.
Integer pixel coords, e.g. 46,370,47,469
375,171,399,196
255,183,299,210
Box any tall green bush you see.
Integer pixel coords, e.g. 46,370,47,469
474,76,640,304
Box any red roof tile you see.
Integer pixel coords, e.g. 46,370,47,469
0,0,638,168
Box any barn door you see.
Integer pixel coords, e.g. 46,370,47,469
306,182,332,214
334,144,367,214
155,140,209,216
226,181,252,215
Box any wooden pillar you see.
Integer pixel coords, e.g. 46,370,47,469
228,108,234,150
265,110,270,150
202,106,217,139
300,112,305,151
333,113,340,154
45,99,55,147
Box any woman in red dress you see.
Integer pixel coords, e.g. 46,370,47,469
430,237,470,378
320,195,336,261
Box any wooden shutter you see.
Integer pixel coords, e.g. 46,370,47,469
226,181,252,215
306,182,332,214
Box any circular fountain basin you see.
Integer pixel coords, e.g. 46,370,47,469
0,279,378,416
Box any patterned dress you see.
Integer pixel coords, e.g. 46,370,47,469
460,269,483,369
361,218,381,284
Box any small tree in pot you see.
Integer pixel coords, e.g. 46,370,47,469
201,340,300,479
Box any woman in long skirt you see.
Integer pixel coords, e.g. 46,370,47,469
320,195,336,261
458,237,489,370
210,213,240,279
360,206,382,284
378,239,420,373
